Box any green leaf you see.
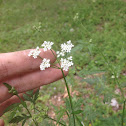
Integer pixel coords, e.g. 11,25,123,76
74,98,83,110
21,114,30,126
69,115,74,126
3,83,12,90
23,94,32,102
26,90,33,96
4,103,20,113
22,114,30,119
65,98,71,113
56,109,65,125
33,89,39,102
22,119,26,126
72,110,83,114
9,116,24,123
21,101,27,108
75,115,83,126
8,111,17,122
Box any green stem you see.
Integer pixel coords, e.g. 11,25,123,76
121,99,126,126
50,49,75,125
35,108,65,126
16,95,38,126
61,68,76,126
50,49,61,65
47,116,66,126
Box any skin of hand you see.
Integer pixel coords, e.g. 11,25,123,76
0,49,68,126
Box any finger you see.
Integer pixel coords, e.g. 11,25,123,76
0,119,4,126
0,88,39,117
0,49,56,81
0,93,24,117
0,64,68,103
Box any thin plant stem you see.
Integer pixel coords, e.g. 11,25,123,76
35,108,66,126
16,95,38,126
38,55,43,60
50,49,61,65
33,102,36,114
46,116,66,126
50,49,76,125
121,99,126,126
61,68,76,126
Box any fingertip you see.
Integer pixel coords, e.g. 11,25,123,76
0,119,4,126
63,69,69,77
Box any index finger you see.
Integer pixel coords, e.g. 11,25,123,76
0,49,56,81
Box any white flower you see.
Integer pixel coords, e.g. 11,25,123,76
67,56,72,61
40,58,50,70
110,98,119,108
41,41,54,51
61,40,74,53
56,51,65,58
57,40,74,57
28,46,41,59
60,56,73,71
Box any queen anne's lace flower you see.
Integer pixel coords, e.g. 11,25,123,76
60,56,73,71
40,58,50,70
28,46,41,59
41,41,54,51
56,40,74,57
61,40,74,53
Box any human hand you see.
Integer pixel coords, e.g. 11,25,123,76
0,49,68,125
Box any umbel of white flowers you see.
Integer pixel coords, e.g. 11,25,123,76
56,40,74,57
28,40,74,71
28,46,41,59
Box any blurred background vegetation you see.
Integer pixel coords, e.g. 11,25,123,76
0,0,126,125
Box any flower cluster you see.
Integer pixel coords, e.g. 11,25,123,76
28,40,74,71
60,56,73,71
56,40,74,57
41,41,54,52
28,46,41,59
40,58,50,70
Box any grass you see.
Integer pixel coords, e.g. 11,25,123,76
0,0,126,125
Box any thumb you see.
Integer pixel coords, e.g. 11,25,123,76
0,119,4,126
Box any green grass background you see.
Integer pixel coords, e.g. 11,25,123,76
0,0,126,125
